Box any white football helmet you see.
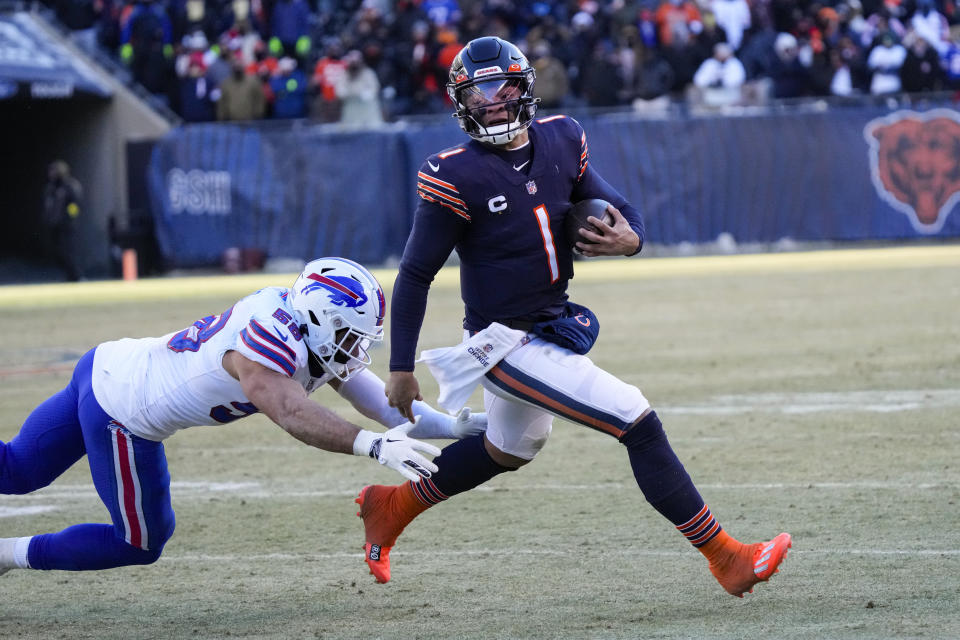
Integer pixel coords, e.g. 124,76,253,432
289,257,385,381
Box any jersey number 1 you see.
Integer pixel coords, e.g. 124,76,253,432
533,205,559,283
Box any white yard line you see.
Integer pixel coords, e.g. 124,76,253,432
0,505,57,517
3,480,955,517
160,548,960,564
664,389,960,415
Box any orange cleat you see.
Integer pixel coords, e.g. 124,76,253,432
709,532,792,597
355,485,420,584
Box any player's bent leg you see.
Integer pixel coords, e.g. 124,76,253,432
620,411,792,595
482,338,793,596
26,522,174,570
21,356,178,573
356,407,539,584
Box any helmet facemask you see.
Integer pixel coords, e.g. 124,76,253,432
449,71,539,145
303,311,378,381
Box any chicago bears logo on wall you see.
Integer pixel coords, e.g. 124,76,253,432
302,273,369,308
864,109,960,233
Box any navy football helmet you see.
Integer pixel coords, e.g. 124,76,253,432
447,37,539,146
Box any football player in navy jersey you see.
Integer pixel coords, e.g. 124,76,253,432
357,36,792,596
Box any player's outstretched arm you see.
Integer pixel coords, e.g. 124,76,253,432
333,368,487,438
223,351,439,481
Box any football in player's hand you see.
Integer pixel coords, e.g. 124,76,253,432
565,199,613,255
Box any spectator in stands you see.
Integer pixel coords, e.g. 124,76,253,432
269,0,310,58
692,11,729,63
204,39,232,88
900,33,945,92
769,32,812,98
71,0,960,120
421,0,461,27
120,0,174,95
42,161,85,281
738,24,777,79
820,35,867,96
909,0,950,56
219,17,263,65
310,39,347,122
530,40,569,109
867,31,907,94
270,57,308,118
169,0,215,43
217,52,266,120
580,40,624,106
942,25,960,89
217,1,260,48
860,10,905,50
178,56,217,121
175,30,208,77
633,44,676,100
384,20,443,116
693,42,746,90
655,0,702,49
335,50,383,127
637,8,659,50
710,0,751,51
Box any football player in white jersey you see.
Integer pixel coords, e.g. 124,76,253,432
0,257,484,574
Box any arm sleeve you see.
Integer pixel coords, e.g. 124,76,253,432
335,368,459,438
572,163,646,255
389,198,467,371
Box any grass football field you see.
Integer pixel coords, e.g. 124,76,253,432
1,245,959,639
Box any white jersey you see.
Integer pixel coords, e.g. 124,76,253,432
91,287,332,441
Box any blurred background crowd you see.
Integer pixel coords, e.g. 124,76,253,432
45,0,960,122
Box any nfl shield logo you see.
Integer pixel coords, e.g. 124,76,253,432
525,180,537,195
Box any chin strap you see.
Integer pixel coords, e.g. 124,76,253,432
307,349,326,378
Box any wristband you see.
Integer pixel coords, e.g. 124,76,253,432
352,429,379,457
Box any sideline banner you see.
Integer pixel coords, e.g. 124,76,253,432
147,107,960,268
147,124,408,267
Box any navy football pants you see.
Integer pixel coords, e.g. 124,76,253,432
0,348,175,570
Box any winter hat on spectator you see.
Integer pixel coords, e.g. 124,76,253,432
184,31,208,51
571,10,594,30
774,33,798,59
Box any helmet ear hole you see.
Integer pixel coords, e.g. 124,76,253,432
309,310,321,325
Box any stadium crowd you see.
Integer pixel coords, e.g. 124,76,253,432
46,0,960,121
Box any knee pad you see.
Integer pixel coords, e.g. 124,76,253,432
485,420,552,461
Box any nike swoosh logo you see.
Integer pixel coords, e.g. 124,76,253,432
513,160,530,171
427,161,440,172
386,438,402,443
273,325,289,341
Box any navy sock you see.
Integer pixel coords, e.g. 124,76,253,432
619,412,720,545
409,433,513,507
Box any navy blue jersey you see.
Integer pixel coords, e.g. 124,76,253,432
391,115,645,371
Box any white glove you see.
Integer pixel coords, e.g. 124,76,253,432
450,407,487,439
353,417,441,483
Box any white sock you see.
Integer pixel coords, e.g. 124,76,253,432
0,536,33,569
14,537,32,568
